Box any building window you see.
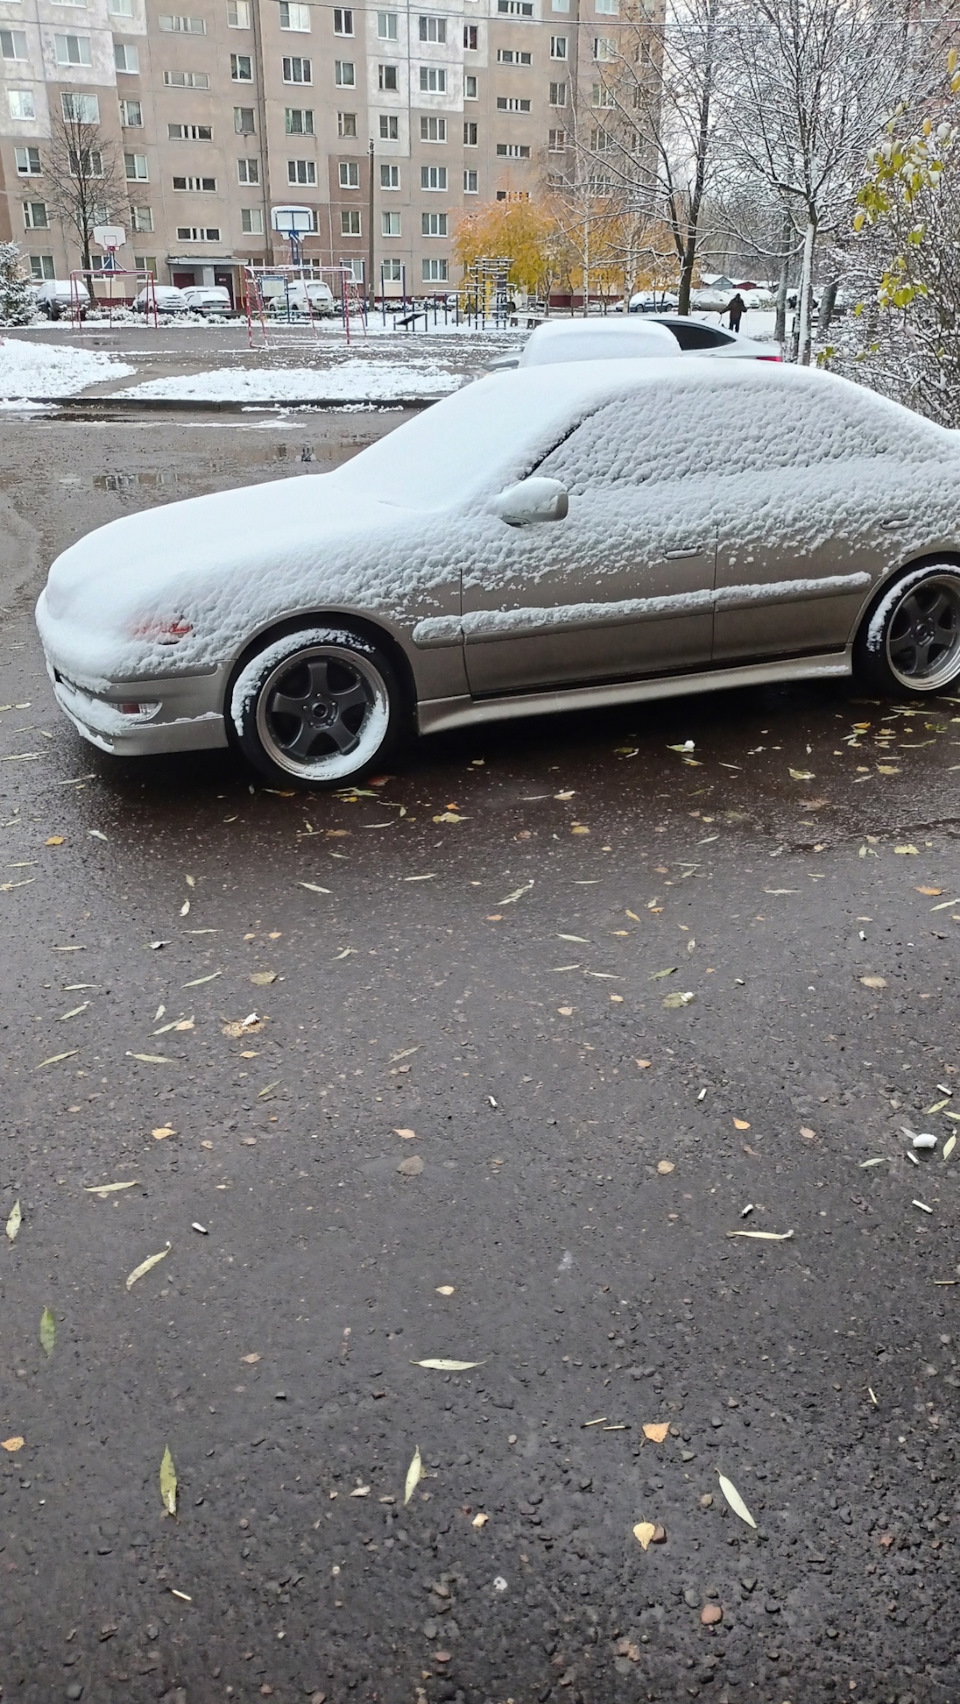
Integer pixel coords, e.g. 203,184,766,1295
380,162,399,188
114,42,140,70
55,34,92,64
173,174,217,189
422,257,447,282
30,255,56,280
419,66,446,92
379,113,399,138
463,121,477,145
463,23,478,47
337,160,358,188
420,164,447,189
165,70,210,87
593,36,616,59
333,59,353,85
465,73,477,98
134,254,158,273
282,1,312,25
234,105,255,131
588,173,613,194
341,209,361,236
237,157,259,181
168,121,212,138
549,81,566,104
340,258,363,282
548,127,566,150
109,0,134,14
8,90,36,119
231,52,252,78
496,47,530,63
381,210,400,236
418,15,446,40
14,146,41,175
497,96,530,111
70,146,104,176
591,82,615,105
241,206,263,233
176,225,222,240
421,211,447,236
496,142,530,157
420,115,446,141
497,0,533,13
1,31,29,60
227,0,251,24
287,107,315,133
463,168,478,192
338,110,356,135
288,158,317,184
130,204,153,230
377,10,397,37
550,34,567,56
23,201,49,229
596,0,619,11
159,15,206,31
382,258,402,281
121,99,144,125
552,0,570,9
378,63,398,90
124,152,149,180
62,92,100,119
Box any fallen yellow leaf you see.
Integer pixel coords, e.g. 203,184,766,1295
657,1160,675,1175
151,1126,176,1141
860,975,887,989
45,836,65,846
642,1422,670,1443
241,1352,261,1363
472,1511,489,1528
917,886,943,895
436,1285,455,1296
394,1127,417,1139
633,1521,656,1551
733,1118,751,1130
1,1436,24,1452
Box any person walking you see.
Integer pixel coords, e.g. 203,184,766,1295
725,292,746,333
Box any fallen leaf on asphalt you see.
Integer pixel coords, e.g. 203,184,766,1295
394,1128,417,1139
89,829,108,841
649,967,676,980
258,1079,281,1098
877,765,901,775
642,1422,670,1443
180,900,190,916
657,1160,675,1175
170,1589,192,1603
125,1243,171,1290
185,874,195,888
499,882,533,905
127,1053,172,1064
472,1511,488,1527
789,768,814,780
944,1135,956,1160
636,1058,652,1069
800,1126,816,1139
727,1229,794,1241
84,1180,138,1196
860,1157,890,1167
404,1446,423,1505
45,836,65,846
1,1437,24,1452
36,1050,78,1069
558,1006,574,1016
40,1308,56,1357
929,897,960,910
764,888,799,895
160,1445,177,1515
414,1358,484,1371
662,991,694,1008
860,976,887,989
571,824,590,835
299,882,332,894
5,1199,21,1241
701,1604,723,1626
404,873,436,882
250,971,277,985
633,1521,657,1550
241,1352,261,1363
894,845,919,855
917,886,943,895
558,933,590,943
717,1472,757,1528
182,971,220,988
152,1126,176,1141
397,1155,424,1176
733,1118,751,1130
433,811,466,823
56,1001,88,1021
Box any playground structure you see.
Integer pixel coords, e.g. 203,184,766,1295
240,261,366,348
68,224,160,325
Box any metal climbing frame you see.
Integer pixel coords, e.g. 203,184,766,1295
240,262,367,349
68,267,158,327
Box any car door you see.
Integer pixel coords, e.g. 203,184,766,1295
461,388,718,697
711,378,914,663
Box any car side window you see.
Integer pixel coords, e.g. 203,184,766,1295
534,390,716,494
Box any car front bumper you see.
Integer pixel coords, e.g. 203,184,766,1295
48,664,229,756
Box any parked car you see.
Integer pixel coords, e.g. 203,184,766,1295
36,359,960,789
134,284,189,315
34,279,89,321
262,280,337,318
639,313,778,360
179,285,233,316
489,314,774,370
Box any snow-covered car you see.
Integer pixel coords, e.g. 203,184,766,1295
490,315,775,371
134,285,189,315
263,280,337,318
179,285,233,316
36,359,960,789
34,279,89,321
628,310,776,358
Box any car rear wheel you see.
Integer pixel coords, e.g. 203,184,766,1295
229,626,404,788
855,565,960,695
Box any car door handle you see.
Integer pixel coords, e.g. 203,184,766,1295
664,545,708,559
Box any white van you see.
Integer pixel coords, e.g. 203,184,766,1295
262,279,337,318
34,279,90,321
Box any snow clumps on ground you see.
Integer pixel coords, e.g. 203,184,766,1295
0,337,134,399
115,359,464,404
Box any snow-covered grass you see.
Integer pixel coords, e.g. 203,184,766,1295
0,336,134,398
115,358,465,404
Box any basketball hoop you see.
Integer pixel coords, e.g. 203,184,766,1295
271,205,313,265
93,225,126,273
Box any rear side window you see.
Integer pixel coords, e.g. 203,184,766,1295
659,319,732,351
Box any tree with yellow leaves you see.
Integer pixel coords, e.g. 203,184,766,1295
453,196,562,300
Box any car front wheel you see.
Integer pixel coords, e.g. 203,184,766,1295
855,564,960,695
229,626,404,787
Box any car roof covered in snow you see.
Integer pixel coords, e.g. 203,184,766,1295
518,317,681,366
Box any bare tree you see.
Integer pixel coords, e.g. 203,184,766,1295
45,104,124,273
725,0,908,363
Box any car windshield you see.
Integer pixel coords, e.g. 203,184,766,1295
326,367,634,510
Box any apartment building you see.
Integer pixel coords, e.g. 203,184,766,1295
0,0,661,300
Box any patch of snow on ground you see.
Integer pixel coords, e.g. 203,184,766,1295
0,337,134,398
115,360,464,403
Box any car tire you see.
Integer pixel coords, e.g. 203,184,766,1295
854,563,960,695
228,625,405,788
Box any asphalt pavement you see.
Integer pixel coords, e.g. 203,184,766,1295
1,411,959,1704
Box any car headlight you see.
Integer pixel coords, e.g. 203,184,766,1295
130,617,193,645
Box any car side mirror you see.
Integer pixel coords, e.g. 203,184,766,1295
491,476,569,527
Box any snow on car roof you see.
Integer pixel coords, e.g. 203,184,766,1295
518,317,680,366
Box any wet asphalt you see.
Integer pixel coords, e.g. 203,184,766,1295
1,412,959,1704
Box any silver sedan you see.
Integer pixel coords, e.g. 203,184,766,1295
36,357,960,788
